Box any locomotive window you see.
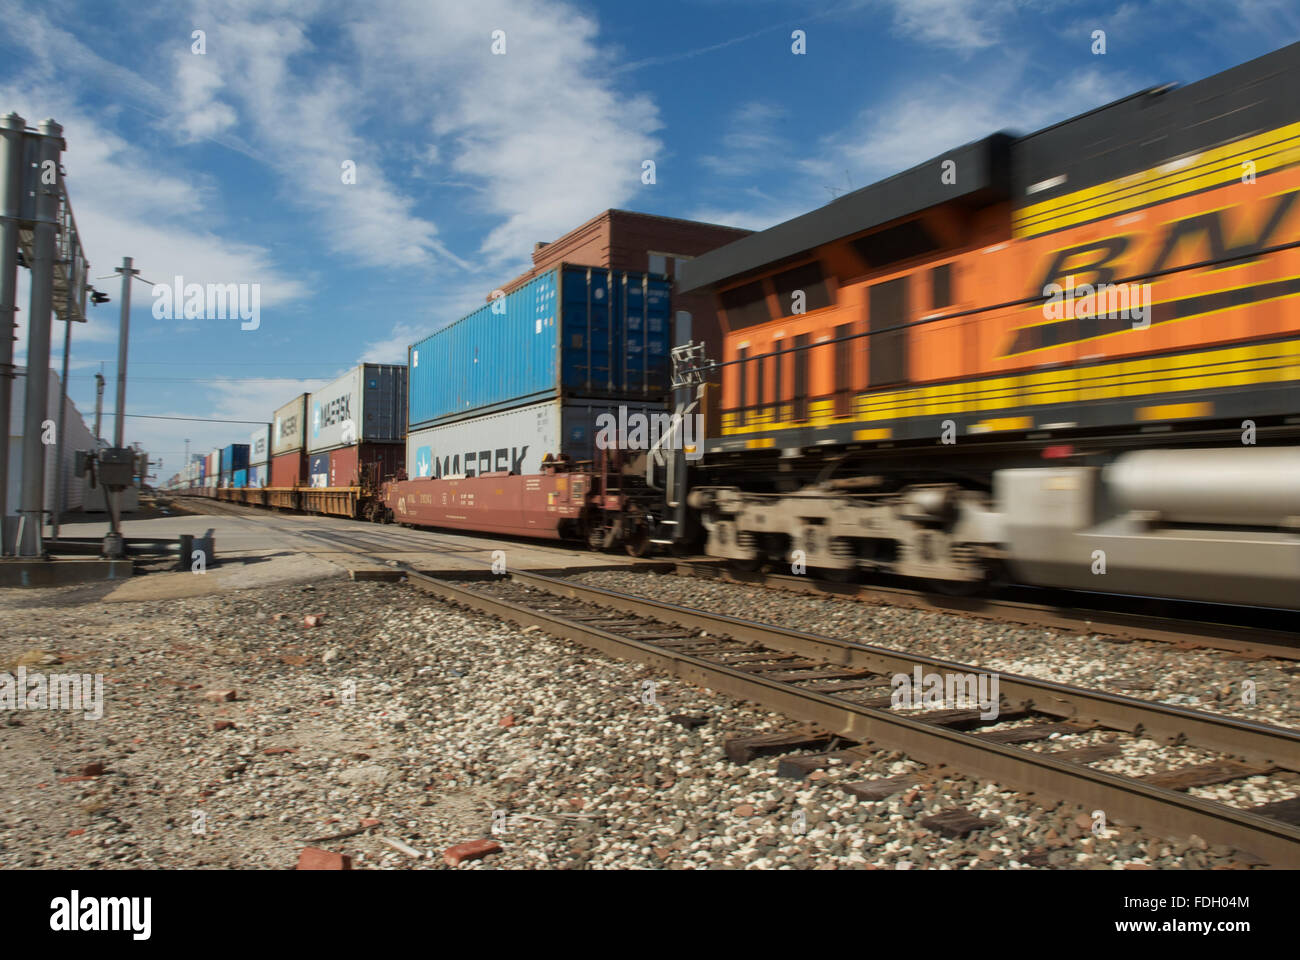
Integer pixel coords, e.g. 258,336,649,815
931,263,952,309
772,261,832,317
868,277,909,387
719,280,770,330
851,220,940,269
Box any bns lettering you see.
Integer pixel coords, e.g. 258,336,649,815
1010,190,1298,356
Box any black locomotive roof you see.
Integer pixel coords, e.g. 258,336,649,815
678,41,1300,295
676,133,1012,294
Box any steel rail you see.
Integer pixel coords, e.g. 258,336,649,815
408,568,1300,867
678,561,1300,661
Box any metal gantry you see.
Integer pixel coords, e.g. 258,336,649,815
0,114,90,556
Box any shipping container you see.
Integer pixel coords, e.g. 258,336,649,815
270,451,307,487
408,265,671,429
198,459,207,482
207,450,220,480
220,443,250,475
308,452,330,488
248,464,264,488
328,443,404,488
233,468,247,488
406,398,666,480
307,364,407,454
272,393,309,456
249,425,271,466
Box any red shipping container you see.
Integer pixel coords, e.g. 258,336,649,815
328,443,404,489
270,451,307,487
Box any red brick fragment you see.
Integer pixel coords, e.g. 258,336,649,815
203,689,237,703
213,720,236,731
499,714,516,728
296,847,352,870
264,747,295,755
59,775,96,783
67,828,86,837
360,818,381,828
443,839,502,867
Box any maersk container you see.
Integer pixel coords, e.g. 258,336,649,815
249,425,271,466
308,452,330,488
408,265,670,429
220,443,250,475
406,398,668,480
273,393,309,456
307,363,407,454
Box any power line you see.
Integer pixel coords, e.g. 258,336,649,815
99,413,271,424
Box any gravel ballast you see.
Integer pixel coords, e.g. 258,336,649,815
566,570,1300,731
0,576,1275,869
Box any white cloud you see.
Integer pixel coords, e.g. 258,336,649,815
883,0,1020,51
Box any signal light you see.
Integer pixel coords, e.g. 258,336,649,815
1042,444,1075,459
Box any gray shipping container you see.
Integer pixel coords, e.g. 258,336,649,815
272,393,308,457
307,363,407,454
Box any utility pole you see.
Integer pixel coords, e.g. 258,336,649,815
100,256,138,559
51,275,87,541
93,371,104,443
0,113,23,555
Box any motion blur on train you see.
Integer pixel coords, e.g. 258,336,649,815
173,43,1300,611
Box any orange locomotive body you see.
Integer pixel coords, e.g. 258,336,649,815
675,44,1300,609
713,141,1300,451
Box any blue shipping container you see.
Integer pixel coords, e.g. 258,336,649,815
308,452,330,488
408,265,670,429
248,464,264,488
233,469,247,488
220,443,250,474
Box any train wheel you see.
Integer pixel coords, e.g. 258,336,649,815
727,556,763,574
624,527,650,558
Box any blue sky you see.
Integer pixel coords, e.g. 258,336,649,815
3,0,1298,478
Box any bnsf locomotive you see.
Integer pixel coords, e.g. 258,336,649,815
663,42,1300,610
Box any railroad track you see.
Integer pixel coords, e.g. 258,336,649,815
677,561,1300,662
409,567,1300,868
160,501,1300,864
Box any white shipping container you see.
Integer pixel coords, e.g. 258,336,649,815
307,363,406,454
249,424,271,466
272,394,308,456
405,398,666,480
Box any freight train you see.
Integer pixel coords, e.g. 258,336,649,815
177,44,1300,610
